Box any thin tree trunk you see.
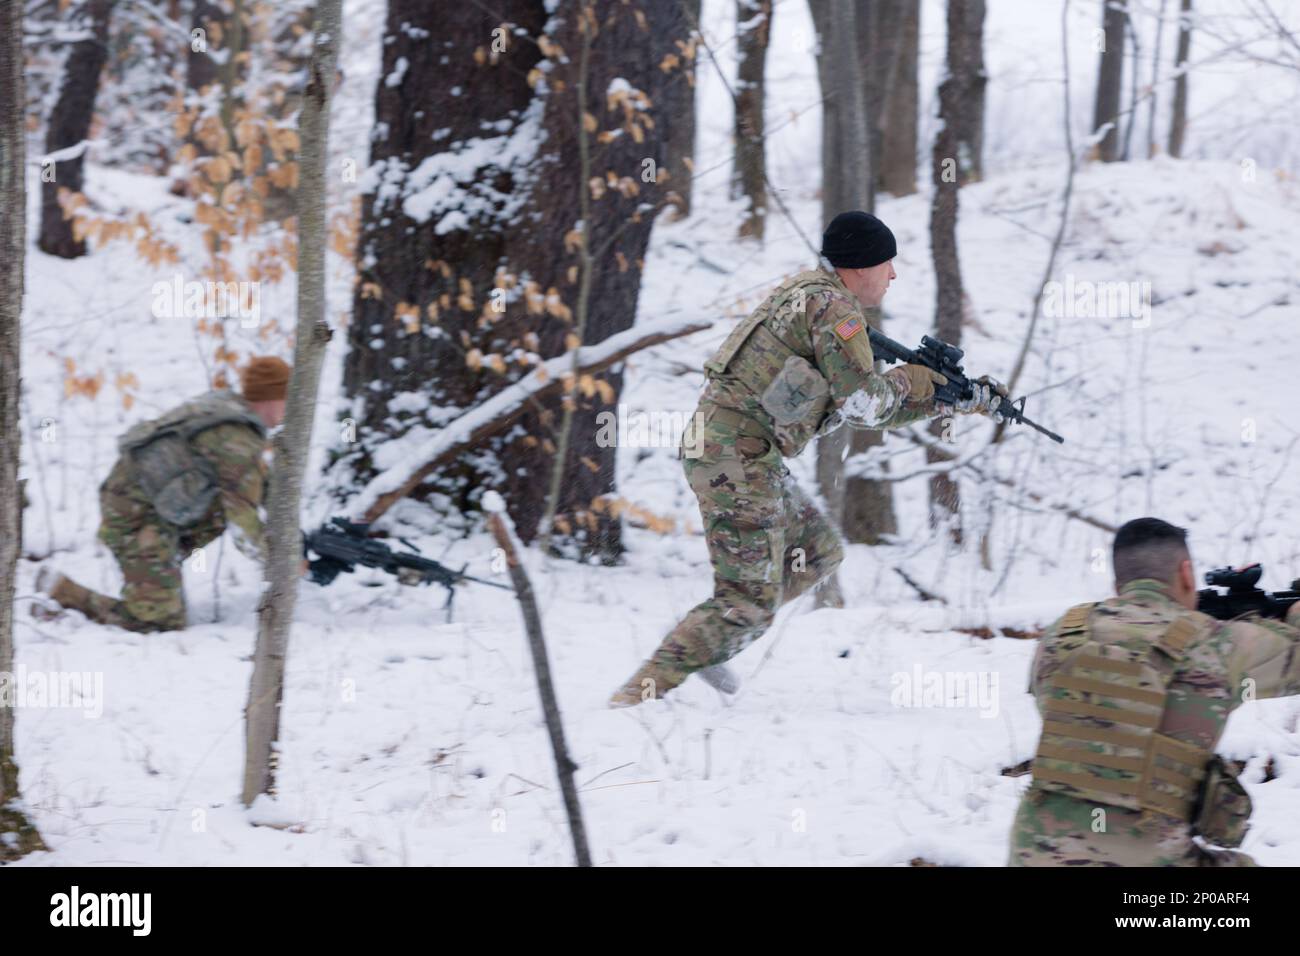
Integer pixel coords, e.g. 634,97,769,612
38,0,115,259
486,508,592,867
1092,0,1127,162
733,0,772,240
878,0,920,197
927,0,985,542
1167,0,1192,157
810,0,896,569
951,0,986,181
1146,0,1168,158
242,0,341,807
664,0,701,218
1,0,47,861
1120,10,1140,160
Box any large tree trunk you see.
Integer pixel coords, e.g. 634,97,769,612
733,0,772,240
340,2,691,562
38,0,115,259
663,0,701,219
1,0,47,861
242,0,341,807
1092,0,1127,162
876,0,920,197
809,0,897,564
1167,0,1192,158
926,0,985,543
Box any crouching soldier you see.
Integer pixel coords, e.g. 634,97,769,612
1010,517,1300,866
37,357,291,632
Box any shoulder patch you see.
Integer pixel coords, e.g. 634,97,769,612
834,316,864,342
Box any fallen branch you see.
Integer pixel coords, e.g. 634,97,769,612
351,315,711,524
484,494,592,868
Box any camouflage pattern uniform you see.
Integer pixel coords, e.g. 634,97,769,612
1010,578,1300,866
50,393,269,632
610,267,939,704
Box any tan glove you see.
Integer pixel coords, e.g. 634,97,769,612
886,364,948,404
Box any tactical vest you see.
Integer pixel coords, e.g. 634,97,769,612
1030,603,1213,822
703,272,835,456
117,390,266,528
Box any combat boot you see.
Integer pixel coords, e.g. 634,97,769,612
608,658,689,708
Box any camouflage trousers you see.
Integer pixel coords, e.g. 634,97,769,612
1008,790,1257,867
53,458,223,632
647,415,844,674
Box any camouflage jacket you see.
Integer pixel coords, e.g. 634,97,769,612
1014,578,1300,865
116,393,270,562
700,267,933,457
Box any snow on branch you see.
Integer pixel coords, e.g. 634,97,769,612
349,313,712,523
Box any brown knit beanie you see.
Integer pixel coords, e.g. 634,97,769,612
240,356,292,402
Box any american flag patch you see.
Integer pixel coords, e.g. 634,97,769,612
834,316,863,341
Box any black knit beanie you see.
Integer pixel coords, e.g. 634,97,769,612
821,211,897,268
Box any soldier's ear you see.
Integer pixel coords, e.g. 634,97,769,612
1178,559,1195,593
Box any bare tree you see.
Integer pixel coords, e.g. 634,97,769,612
733,0,773,240
950,0,986,181
663,0,702,218
1146,0,1169,158
1,0,47,861
1092,0,1127,162
38,0,115,259
808,0,898,578
1168,0,1192,157
876,0,920,197
927,0,986,541
242,0,341,806
340,2,691,561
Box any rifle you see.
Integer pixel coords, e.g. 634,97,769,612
866,329,1066,443
1196,564,1300,622
303,517,512,619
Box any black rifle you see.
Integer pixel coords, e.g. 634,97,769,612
866,329,1066,443
304,517,512,619
1196,564,1300,621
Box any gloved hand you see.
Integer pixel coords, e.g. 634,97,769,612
952,375,1008,422
886,364,948,405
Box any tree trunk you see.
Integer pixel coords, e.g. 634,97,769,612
340,2,692,562
809,0,896,563
242,0,341,807
876,0,920,197
951,0,986,181
1092,0,1127,162
38,0,115,259
1,0,47,861
1146,0,1168,158
1167,0,1192,158
927,0,985,543
663,0,701,218
733,0,772,240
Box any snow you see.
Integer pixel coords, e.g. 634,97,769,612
8,0,1300,868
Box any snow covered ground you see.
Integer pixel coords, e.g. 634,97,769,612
8,0,1300,866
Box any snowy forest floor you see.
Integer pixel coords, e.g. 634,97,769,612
11,150,1300,866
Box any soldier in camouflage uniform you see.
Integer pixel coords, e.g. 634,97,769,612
1010,517,1300,866
37,357,291,633
609,212,1006,707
